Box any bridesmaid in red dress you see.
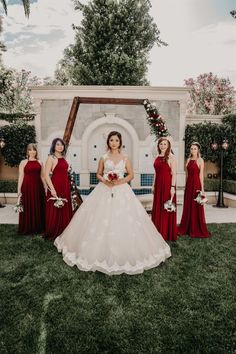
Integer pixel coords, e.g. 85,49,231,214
152,137,177,241
178,142,210,238
44,138,73,240
17,144,46,235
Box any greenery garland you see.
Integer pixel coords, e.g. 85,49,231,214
143,99,170,139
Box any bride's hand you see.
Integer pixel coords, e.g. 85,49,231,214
112,179,122,186
103,180,113,188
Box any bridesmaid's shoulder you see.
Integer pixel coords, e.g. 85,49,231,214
169,153,176,162
19,159,28,166
198,157,204,165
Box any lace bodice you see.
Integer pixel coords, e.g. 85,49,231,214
103,154,127,178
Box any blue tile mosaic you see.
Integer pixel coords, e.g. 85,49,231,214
90,173,99,185
140,174,154,187
72,172,80,187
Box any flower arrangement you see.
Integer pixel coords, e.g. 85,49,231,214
164,199,176,212
104,171,121,198
185,72,235,115
47,196,68,208
105,171,119,182
143,99,170,139
194,191,208,205
13,196,23,213
68,166,83,212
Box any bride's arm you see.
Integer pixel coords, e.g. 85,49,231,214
96,158,112,187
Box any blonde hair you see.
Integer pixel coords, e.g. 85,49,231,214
26,143,38,160
189,142,201,158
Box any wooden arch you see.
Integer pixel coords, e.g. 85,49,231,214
63,97,144,145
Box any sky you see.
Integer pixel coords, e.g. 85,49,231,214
1,0,236,87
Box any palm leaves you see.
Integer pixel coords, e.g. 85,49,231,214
0,0,30,17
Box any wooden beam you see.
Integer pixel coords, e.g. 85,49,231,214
63,97,80,145
78,97,144,105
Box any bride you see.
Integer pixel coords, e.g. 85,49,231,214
54,131,171,275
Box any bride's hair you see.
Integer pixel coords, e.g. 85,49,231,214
106,131,122,150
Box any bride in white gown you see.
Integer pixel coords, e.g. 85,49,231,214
54,131,171,275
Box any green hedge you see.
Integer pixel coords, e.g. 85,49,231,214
0,180,17,193
204,178,236,195
0,122,36,167
184,114,236,180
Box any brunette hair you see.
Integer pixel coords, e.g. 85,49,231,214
106,131,122,150
26,143,38,160
49,138,66,156
189,142,201,158
157,137,171,161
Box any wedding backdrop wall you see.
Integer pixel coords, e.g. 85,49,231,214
31,86,188,193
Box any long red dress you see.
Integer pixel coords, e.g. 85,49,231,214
152,156,177,241
178,160,210,238
45,158,73,240
18,160,45,235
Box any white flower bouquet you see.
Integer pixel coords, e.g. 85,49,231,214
164,199,176,212
13,195,24,213
47,196,68,208
194,191,208,205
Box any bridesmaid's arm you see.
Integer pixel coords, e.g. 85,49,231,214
17,160,26,197
199,158,205,193
39,162,48,195
152,172,156,194
170,155,177,199
45,156,57,197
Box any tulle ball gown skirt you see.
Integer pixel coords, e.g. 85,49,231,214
54,183,171,275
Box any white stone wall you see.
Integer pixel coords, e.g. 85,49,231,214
31,86,189,188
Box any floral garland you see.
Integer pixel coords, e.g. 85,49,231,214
143,99,170,139
68,166,83,212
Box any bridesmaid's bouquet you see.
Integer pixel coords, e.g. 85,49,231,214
194,191,208,205
164,199,176,212
47,196,68,208
13,196,24,213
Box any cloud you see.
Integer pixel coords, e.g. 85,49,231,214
2,0,82,77
1,0,235,88
148,1,236,87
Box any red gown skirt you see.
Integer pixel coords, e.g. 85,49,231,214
152,156,177,241
18,160,45,235
45,158,73,240
178,160,210,238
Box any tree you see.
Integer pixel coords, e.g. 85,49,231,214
0,0,30,17
55,0,167,85
0,17,6,63
230,10,236,19
0,66,34,114
185,72,235,115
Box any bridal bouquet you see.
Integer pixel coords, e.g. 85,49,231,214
105,171,119,182
104,171,121,198
47,196,68,208
194,191,208,205
164,199,176,212
13,195,24,213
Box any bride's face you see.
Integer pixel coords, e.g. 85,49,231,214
109,135,120,151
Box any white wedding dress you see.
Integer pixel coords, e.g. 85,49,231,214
54,156,171,275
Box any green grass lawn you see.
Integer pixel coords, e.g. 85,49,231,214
0,224,235,354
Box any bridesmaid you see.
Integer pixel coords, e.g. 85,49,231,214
178,142,210,238
17,143,46,235
152,137,177,241
44,138,73,240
